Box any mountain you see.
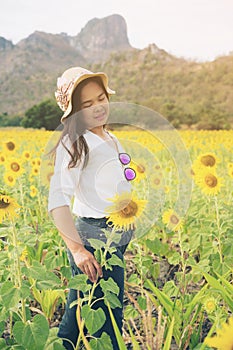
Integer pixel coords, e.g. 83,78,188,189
0,14,133,115
0,14,232,129
0,37,14,51
69,14,131,61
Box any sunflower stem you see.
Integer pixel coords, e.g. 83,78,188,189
18,179,27,224
11,218,27,323
214,196,223,264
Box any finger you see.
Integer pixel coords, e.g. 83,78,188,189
83,262,97,283
93,260,103,278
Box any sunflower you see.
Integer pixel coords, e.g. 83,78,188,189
203,297,217,314
130,158,148,182
192,152,219,175
0,152,6,164
5,158,24,177
30,185,38,198
23,150,31,161
162,209,183,232
31,158,41,167
31,166,40,177
204,316,233,350
39,160,54,187
0,195,20,223
150,172,163,189
227,163,233,178
3,173,16,187
105,191,147,231
3,139,17,153
195,170,223,196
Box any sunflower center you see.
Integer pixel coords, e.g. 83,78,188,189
8,176,14,182
201,155,216,167
0,198,10,209
0,156,5,162
11,162,20,172
205,174,217,188
6,141,15,151
205,301,215,311
119,199,138,218
137,164,145,173
170,214,179,225
154,178,161,185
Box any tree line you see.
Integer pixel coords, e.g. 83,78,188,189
0,98,231,130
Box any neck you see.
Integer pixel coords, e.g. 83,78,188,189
89,126,106,137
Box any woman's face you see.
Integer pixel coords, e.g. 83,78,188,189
80,80,109,130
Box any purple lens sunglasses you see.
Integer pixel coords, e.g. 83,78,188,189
119,153,136,181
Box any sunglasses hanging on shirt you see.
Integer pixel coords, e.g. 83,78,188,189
119,153,136,181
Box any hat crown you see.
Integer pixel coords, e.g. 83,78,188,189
60,67,93,82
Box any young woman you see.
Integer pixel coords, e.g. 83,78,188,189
48,67,135,350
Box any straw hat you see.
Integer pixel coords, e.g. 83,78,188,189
55,66,115,123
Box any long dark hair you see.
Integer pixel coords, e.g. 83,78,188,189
50,76,109,169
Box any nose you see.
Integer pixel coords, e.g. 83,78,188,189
93,102,104,112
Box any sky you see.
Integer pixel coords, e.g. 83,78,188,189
1,0,233,62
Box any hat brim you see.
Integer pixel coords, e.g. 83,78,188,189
61,72,115,123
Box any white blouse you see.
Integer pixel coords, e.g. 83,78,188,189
48,129,131,218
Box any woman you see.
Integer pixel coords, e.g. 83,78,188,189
48,67,135,349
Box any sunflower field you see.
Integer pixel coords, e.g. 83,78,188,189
0,127,233,350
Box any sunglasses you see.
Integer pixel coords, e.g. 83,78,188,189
119,153,136,181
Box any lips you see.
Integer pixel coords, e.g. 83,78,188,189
94,112,106,120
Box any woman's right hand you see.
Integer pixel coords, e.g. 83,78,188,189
71,246,103,283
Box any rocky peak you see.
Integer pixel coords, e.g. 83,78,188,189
0,37,14,51
69,14,132,61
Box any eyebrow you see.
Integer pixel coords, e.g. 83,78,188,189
81,92,105,105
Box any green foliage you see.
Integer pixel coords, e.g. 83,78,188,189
94,51,233,129
13,315,49,350
0,113,22,127
20,99,62,130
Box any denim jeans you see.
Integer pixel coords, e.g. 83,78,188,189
58,216,134,350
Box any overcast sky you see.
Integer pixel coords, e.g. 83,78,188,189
1,0,233,61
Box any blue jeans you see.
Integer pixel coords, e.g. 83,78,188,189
58,216,133,350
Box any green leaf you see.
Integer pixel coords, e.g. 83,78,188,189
107,302,127,350
0,281,20,309
163,281,179,298
104,291,122,309
126,321,141,350
128,274,140,285
23,262,61,289
13,314,49,350
87,238,105,249
0,339,8,350
68,274,91,293
202,272,233,311
89,331,113,350
81,304,106,335
163,317,175,350
100,277,119,296
13,321,24,345
107,254,125,268
145,238,169,256
215,272,233,294
137,296,147,310
44,327,65,350
144,280,181,343
167,251,181,265
124,305,139,320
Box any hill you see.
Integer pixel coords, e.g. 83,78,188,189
0,14,232,129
